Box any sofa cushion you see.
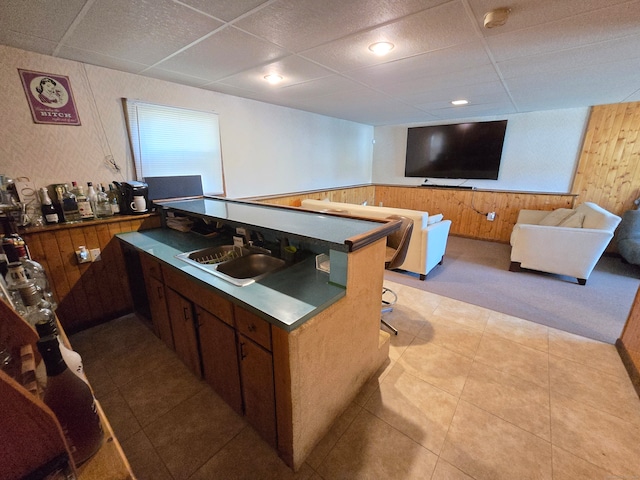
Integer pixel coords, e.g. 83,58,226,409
539,208,574,226
427,213,444,225
558,210,585,228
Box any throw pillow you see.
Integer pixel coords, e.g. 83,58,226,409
539,208,574,226
559,211,586,228
427,213,444,225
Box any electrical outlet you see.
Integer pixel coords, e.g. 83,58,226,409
76,247,91,264
90,248,101,262
487,212,496,221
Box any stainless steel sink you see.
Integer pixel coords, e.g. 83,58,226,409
175,246,284,287
217,254,285,281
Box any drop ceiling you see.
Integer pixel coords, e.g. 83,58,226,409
2,0,640,126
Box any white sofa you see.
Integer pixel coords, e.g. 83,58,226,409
300,199,451,280
509,202,621,285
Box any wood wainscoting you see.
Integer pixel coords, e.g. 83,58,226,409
257,185,576,243
20,214,161,334
246,185,376,208
374,186,576,243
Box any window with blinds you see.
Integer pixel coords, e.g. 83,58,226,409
123,100,225,195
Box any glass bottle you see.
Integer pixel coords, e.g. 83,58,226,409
39,187,60,225
108,184,120,214
57,184,81,223
35,317,88,384
37,336,104,465
73,182,94,220
86,182,98,216
94,184,113,218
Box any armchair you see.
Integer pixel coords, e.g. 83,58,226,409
509,202,621,285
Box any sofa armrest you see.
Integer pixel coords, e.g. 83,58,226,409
421,219,452,273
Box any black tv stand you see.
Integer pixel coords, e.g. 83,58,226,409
420,184,475,190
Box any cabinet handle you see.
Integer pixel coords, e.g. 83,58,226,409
183,307,190,321
239,341,247,360
248,323,257,332
157,286,163,300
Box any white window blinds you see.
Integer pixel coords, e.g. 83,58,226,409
124,100,225,195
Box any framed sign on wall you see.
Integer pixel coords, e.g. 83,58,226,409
18,69,81,126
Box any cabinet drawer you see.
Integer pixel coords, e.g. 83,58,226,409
163,266,234,326
140,252,163,282
234,306,272,351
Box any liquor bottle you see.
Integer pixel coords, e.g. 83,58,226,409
94,184,113,218
35,317,88,384
40,187,60,225
108,184,120,214
37,336,104,465
73,182,94,220
86,182,98,217
57,184,81,223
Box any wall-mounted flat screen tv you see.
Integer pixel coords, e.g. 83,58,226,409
405,120,508,180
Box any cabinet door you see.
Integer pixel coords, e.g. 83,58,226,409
165,288,201,378
145,276,174,350
197,306,242,415
238,335,276,447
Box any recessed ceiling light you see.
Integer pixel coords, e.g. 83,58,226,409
368,42,394,56
264,74,283,84
451,99,469,106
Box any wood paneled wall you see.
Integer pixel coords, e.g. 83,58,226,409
21,215,160,334
573,102,640,215
248,185,376,208
259,185,575,243
374,186,575,243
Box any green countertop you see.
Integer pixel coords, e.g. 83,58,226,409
117,228,347,332
157,197,395,252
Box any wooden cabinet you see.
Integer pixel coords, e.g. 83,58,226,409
165,287,201,378
146,276,173,350
238,333,276,447
139,252,278,446
197,306,242,414
234,305,276,446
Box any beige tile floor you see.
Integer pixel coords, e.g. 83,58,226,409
70,280,640,480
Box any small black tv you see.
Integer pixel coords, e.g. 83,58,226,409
405,120,508,180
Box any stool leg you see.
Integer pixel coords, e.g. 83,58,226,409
381,318,398,335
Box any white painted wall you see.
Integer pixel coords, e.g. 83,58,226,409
0,46,373,200
372,108,590,193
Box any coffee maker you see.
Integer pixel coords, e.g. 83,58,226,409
114,181,149,215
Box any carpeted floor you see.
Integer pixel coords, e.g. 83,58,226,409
385,235,640,344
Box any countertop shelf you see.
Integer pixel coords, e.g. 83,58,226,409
156,196,396,252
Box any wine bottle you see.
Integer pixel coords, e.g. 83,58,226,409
86,182,98,218
37,336,104,465
40,187,60,225
73,182,94,220
35,317,88,384
57,184,81,223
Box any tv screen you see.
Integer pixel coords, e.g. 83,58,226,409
405,120,508,180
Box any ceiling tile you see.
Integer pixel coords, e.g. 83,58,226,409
301,1,478,72
497,33,640,79
56,45,150,75
233,0,450,52
485,1,640,62
62,0,223,65
0,0,87,43
178,0,269,22
147,26,289,82
214,55,335,94
507,61,640,110
346,42,493,89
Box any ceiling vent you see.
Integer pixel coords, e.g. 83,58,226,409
483,8,511,28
